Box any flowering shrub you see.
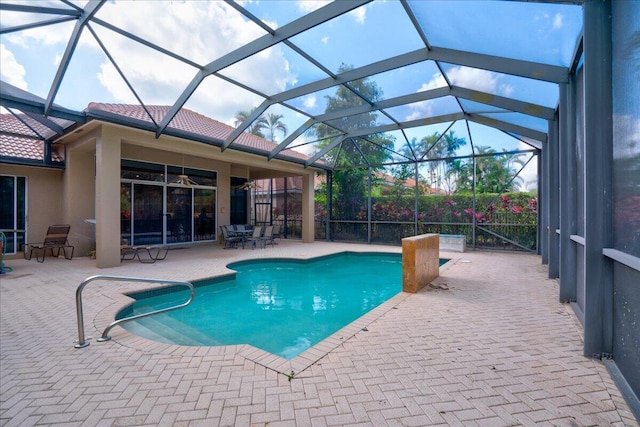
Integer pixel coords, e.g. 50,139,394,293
354,192,538,224
315,190,538,250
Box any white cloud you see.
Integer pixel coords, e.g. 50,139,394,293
89,2,294,121
534,11,550,23
406,73,447,121
4,19,74,47
552,13,564,30
303,95,317,110
535,11,564,33
297,1,331,13
447,67,498,93
417,73,447,92
321,36,329,44
409,67,513,121
517,142,538,191
97,62,136,104
405,103,433,122
444,66,514,98
297,1,366,24
0,44,28,90
349,7,367,24
499,83,514,97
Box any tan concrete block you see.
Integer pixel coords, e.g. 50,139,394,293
402,233,440,293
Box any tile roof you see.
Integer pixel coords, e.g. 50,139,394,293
1,103,309,164
0,132,44,160
0,114,65,162
87,103,309,161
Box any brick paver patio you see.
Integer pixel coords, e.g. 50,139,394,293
1,241,637,426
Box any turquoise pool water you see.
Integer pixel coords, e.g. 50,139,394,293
118,252,447,359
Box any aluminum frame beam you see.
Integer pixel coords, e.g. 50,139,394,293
43,0,105,116
0,82,86,124
581,0,614,359
156,0,371,138
228,46,564,152
0,3,81,16
1,0,573,173
268,85,552,159
547,116,560,278
559,80,578,303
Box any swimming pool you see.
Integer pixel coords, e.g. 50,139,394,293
118,252,446,359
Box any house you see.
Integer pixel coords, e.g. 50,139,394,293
1,103,320,267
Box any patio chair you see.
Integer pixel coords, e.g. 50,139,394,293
220,225,241,249
245,226,264,249
262,225,275,248
271,224,281,243
23,224,74,263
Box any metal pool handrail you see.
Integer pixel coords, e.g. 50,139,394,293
75,275,195,348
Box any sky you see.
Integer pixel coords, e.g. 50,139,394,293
0,0,589,191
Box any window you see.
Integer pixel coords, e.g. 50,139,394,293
120,160,217,244
121,159,165,182
0,175,27,254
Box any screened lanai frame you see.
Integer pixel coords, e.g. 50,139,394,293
1,1,639,418
1,0,575,163
0,0,580,252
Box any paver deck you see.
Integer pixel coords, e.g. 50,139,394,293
1,241,637,426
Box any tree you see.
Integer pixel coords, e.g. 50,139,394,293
234,108,267,138
314,64,394,219
389,163,414,203
264,113,288,142
315,64,393,168
421,131,467,194
453,146,524,193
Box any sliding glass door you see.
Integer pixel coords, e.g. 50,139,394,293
0,175,26,254
194,188,216,241
120,159,217,246
166,186,192,243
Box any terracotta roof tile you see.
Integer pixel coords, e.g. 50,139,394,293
2,104,312,165
88,103,309,161
0,114,65,161
0,133,43,160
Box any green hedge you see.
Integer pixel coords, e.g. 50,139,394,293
318,192,538,250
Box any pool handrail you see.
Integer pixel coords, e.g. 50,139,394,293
75,274,195,348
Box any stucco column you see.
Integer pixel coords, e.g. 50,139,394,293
301,172,315,243
95,126,122,268
63,147,96,257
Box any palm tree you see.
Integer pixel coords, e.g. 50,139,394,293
234,108,267,138
264,113,288,142
453,147,524,194
419,131,467,193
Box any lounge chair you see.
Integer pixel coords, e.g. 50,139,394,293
23,224,74,263
221,225,241,249
121,242,169,264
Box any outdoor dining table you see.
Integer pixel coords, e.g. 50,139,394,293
231,228,254,248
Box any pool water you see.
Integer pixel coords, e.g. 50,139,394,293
118,253,446,359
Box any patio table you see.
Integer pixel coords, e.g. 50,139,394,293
231,229,254,248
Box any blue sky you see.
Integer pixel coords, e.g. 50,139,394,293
1,0,589,189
